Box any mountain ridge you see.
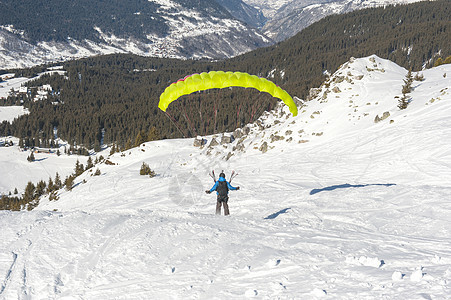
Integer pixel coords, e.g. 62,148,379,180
0,0,272,69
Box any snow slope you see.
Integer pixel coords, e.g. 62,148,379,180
1,56,450,298
0,70,91,195
0,107,28,123
0,138,96,195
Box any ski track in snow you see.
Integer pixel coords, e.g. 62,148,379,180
1,56,451,298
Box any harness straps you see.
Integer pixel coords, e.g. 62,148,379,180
216,180,229,197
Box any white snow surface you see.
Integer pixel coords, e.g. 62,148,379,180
1,55,451,298
0,107,28,123
0,138,94,195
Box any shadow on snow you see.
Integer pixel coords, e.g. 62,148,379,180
310,183,396,195
264,208,291,220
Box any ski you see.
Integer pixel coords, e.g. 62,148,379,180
229,170,238,183
209,170,216,182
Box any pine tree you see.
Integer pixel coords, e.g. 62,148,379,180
23,181,35,202
125,138,132,150
434,57,444,67
140,162,156,177
134,131,146,147
27,152,35,162
35,180,47,198
402,69,414,94
64,176,75,191
147,127,160,142
414,72,424,81
109,144,116,156
54,172,62,189
47,177,55,193
399,69,413,110
74,160,84,176
94,140,101,152
86,157,94,170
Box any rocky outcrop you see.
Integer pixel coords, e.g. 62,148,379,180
374,111,391,123
209,138,219,147
193,137,207,147
221,135,234,145
259,142,268,153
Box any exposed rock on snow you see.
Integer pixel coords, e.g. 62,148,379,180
220,134,234,145
259,141,268,153
332,86,342,93
193,137,207,147
233,128,244,139
193,55,450,162
374,111,391,123
270,134,284,142
209,137,219,147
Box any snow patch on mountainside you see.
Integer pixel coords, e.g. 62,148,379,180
242,0,292,18
149,0,179,10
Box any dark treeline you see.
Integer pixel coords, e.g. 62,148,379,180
1,56,277,149
0,0,449,151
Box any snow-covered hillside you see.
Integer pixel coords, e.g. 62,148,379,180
244,0,424,42
1,56,450,298
0,107,28,124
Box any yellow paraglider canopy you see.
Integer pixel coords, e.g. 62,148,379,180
158,71,298,116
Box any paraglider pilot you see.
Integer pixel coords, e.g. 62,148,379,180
206,172,239,215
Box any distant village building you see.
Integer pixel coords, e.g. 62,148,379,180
34,147,54,154
18,86,28,95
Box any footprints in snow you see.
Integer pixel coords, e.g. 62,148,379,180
346,255,385,268
346,255,436,283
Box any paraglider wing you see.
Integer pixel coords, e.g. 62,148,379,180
158,71,298,116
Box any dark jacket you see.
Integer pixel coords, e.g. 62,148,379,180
209,177,237,195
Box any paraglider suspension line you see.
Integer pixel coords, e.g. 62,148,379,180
182,106,198,137
164,111,188,138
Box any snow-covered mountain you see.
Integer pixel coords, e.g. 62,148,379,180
243,0,425,42
1,55,450,298
242,0,294,19
0,0,272,70
215,0,267,29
